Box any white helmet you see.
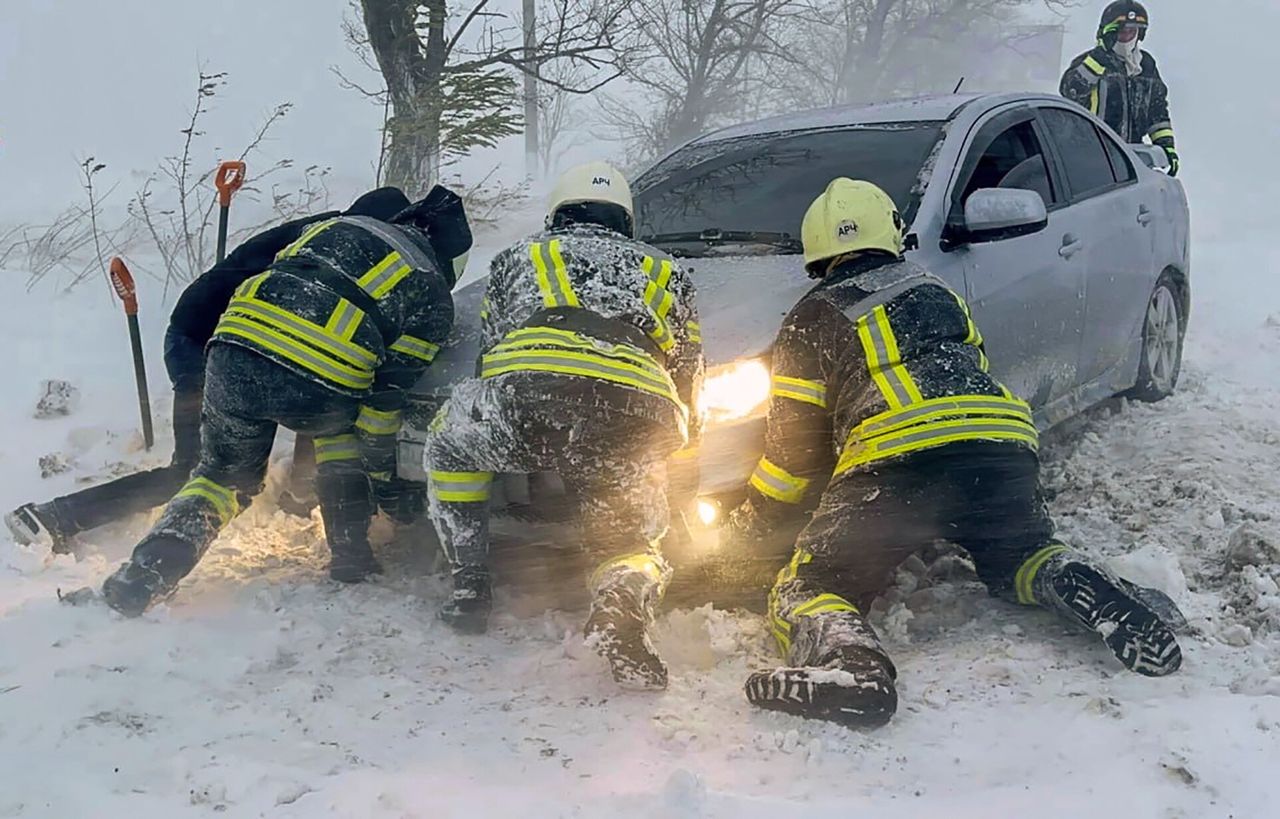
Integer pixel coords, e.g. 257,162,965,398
546,161,634,236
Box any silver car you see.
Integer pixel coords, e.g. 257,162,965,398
399,92,1190,585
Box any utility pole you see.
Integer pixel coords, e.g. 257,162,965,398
523,0,539,180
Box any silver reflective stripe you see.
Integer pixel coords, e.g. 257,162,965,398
330,301,362,339
431,476,492,493
836,269,945,322
361,259,412,298
1149,120,1172,133
1075,63,1102,85
216,318,374,389
482,353,674,395
773,378,827,404
490,335,659,369
867,420,1037,454
861,312,915,407
859,398,1031,436
751,464,797,496
225,302,377,368
340,215,437,272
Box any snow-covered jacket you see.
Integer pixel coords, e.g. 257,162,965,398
741,255,1038,522
480,224,704,450
1060,46,1175,148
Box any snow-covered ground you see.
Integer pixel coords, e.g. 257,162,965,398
3,225,1279,818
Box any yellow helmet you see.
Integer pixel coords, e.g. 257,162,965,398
801,178,905,275
546,161,634,236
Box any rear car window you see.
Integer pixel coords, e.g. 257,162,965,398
1039,108,1116,199
634,123,944,251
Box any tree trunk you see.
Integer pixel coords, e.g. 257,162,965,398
361,0,445,196
847,0,895,103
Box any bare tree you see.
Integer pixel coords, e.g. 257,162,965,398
535,59,592,177
352,0,637,196
599,0,806,161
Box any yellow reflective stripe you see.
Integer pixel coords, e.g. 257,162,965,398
686,321,702,343
836,417,1039,475
792,593,859,618
324,299,365,342
1090,86,1100,115
547,240,581,308
315,434,360,464
530,243,558,308
479,297,490,321
642,257,677,353
389,334,440,363
215,317,375,390
277,218,339,260
748,457,810,504
589,552,665,590
855,395,1033,439
429,470,493,503
481,349,678,403
857,306,923,410
493,330,661,372
223,297,378,369
355,406,402,436
236,272,270,299
175,476,240,528
771,375,827,408
1015,543,1070,605
1083,56,1106,75
670,445,699,462
767,549,813,656
1150,128,1175,143
357,251,412,299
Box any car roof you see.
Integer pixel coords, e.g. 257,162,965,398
688,92,1051,144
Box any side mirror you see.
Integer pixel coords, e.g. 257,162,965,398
1130,144,1170,171
961,188,1049,244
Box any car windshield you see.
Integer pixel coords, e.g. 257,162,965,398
634,122,945,257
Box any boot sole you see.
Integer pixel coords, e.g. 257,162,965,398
745,667,897,729
1051,563,1183,677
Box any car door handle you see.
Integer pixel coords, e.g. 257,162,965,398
1138,206,1153,226
1058,235,1084,260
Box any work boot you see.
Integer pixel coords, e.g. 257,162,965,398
1033,551,1183,677
5,502,73,553
328,536,383,584
101,535,199,617
745,610,898,729
584,555,672,691
439,565,492,634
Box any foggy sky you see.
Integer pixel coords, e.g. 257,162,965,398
1,0,1276,232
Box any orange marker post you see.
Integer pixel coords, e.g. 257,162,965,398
109,257,154,450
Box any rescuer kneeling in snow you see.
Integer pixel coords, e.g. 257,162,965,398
725,179,1183,728
101,187,471,616
425,162,704,690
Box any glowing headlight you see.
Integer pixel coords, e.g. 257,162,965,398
701,358,770,422
696,499,719,526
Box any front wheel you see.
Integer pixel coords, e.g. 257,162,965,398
1127,276,1184,403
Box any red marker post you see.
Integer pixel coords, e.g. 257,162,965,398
109,257,154,450
214,160,246,262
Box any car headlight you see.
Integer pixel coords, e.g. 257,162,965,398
700,358,770,422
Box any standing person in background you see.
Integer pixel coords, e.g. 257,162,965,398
1061,1,1179,175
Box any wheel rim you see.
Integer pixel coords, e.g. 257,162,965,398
1144,286,1181,393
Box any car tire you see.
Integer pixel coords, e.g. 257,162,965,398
1127,275,1184,403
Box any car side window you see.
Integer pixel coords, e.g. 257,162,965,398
1098,126,1137,184
958,121,1057,209
1040,108,1117,199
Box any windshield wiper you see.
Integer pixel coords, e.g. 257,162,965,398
640,229,803,253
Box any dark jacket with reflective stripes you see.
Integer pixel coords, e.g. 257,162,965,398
210,217,455,476
741,255,1037,523
1060,46,1175,147
165,212,338,390
481,224,704,446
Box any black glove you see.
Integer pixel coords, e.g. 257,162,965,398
372,477,426,525
1160,143,1179,177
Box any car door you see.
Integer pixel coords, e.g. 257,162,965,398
1038,105,1157,390
943,109,1086,409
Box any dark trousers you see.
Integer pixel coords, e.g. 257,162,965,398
425,377,682,572
134,344,369,573
770,443,1059,662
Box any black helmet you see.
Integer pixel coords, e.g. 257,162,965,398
1098,1,1149,46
